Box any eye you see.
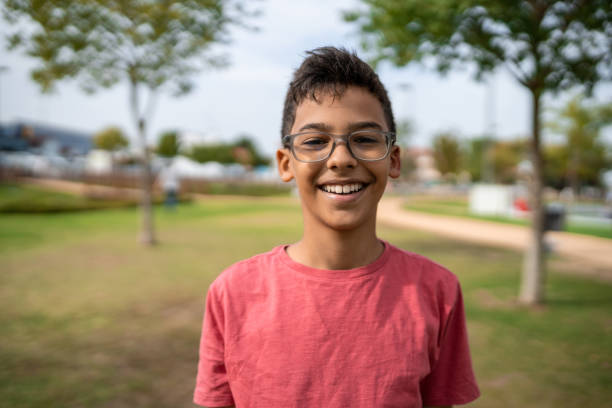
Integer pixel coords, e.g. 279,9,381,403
353,136,377,144
351,131,385,145
295,133,331,150
302,137,327,145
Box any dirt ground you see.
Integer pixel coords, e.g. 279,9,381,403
378,197,612,281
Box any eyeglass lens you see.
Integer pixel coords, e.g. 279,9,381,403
292,131,389,162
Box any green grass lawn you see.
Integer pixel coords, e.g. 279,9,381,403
1,196,610,407
0,183,140,213
403,195,612,239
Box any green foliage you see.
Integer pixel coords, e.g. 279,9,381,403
188,135,270,165
543,144,570,189
93,126,128,151
462,138,527,184
156,130,180,158
545,95,612,191
2,0,259,244
2,0,257,95
490,140,527,184
463,136,494,182
345,1,611,93
432,131,462,175
189,143,235,164
234,134,271,166
0,183,136,213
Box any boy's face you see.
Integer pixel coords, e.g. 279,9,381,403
277,86,400,232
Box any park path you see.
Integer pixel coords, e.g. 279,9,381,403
16,178,612,279
377,196,612,280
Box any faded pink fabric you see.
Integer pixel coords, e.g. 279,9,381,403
194,241,479,407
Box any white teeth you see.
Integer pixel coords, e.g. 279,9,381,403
322,183,364,194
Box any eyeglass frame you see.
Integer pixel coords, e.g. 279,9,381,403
281,130,397,163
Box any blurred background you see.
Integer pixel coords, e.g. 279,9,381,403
1,0,611,407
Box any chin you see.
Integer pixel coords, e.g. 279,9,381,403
320,211,373,232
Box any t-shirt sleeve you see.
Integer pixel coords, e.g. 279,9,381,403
193,282,235,407
420,282,480,406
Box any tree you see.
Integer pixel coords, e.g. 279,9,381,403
189,143,235,164
546,94,612,195
432,132,462,176
188,136,270,166
464,137,527,183
345,0,612,305
157,130,180,158
543,143,569,189
234,134,270,166
490,140,527,184
3,0,256,245
94,126,129,152
464,136,495,182
93,126,129,171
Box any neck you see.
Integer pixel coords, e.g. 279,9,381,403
288,215,383,270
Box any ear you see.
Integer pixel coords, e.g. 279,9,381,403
276,148,295,182
388,145,401,179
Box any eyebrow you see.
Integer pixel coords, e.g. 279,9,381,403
298,121,384,133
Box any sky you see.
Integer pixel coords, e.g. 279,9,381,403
0,0,610,157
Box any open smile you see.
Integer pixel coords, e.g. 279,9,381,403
318,182,368,195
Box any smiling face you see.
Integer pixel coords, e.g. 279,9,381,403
277,86,400,233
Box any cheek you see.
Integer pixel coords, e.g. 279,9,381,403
370,163,391,182
294,163,322,186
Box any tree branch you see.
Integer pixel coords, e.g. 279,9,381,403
505,59,529,86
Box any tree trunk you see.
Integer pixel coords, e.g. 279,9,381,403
129,79,156,246
138,118,156,246
519,90,545,304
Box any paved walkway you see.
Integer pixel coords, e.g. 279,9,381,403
378,197,612,280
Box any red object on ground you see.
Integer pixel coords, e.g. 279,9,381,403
514,198,529,212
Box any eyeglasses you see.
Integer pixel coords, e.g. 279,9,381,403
282,130,396,163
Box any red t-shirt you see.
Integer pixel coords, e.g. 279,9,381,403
194,241,480,407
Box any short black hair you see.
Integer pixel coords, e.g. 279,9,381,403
281,46,395,142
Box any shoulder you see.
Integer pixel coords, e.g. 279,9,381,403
208,246,284,297
386,243,458,285
385,242,460,302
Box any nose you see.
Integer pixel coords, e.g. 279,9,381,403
326,139,357,169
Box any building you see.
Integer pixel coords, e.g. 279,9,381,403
0,121,93,157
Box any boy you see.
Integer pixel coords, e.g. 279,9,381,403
193,47,480,407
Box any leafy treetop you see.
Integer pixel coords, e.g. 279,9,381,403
157,130,180,158
93,126,129,151
3,0,256,94
345,0,611,94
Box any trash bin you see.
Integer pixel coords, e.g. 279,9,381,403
543,203,565,231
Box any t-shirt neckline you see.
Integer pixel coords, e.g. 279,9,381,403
276,240,391,281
